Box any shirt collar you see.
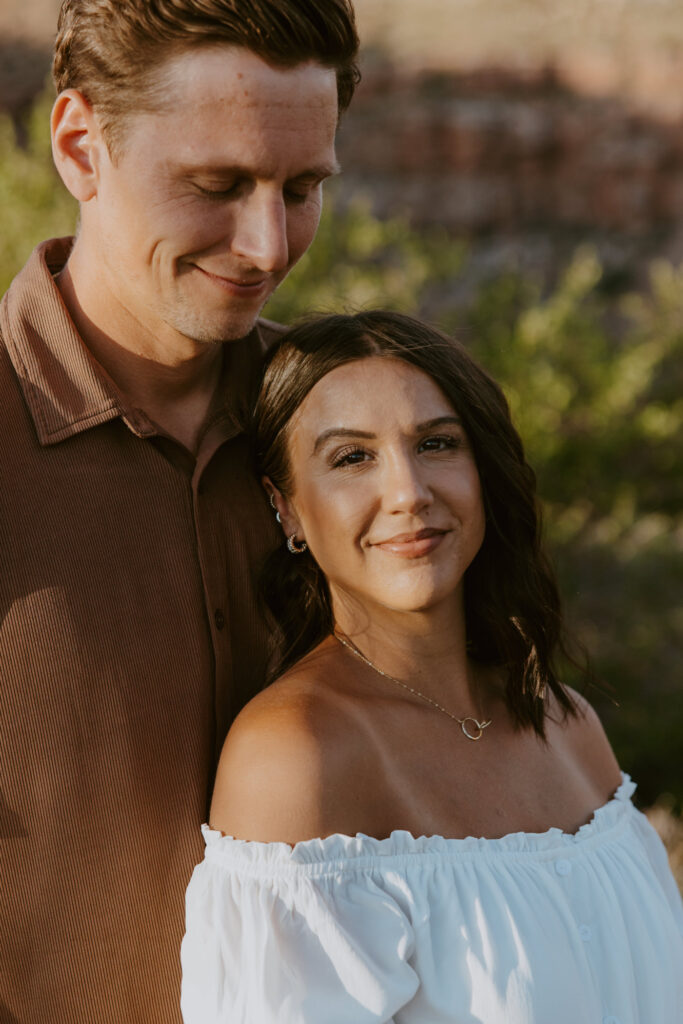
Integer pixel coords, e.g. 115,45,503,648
0,237,281,447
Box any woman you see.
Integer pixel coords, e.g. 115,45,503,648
181,311,683,1023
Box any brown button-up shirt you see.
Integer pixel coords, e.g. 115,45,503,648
0,239,282,1023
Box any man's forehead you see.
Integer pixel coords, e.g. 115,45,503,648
107,44,340,171
152,44,339,112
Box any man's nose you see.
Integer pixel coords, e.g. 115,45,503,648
382,452,432,515
231,190,289,273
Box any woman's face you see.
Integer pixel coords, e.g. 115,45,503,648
273,356,486,623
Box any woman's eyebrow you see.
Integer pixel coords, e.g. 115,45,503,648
312,428,375,454
415,416,462,431
312,417,463,454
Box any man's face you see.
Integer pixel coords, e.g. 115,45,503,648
86,47,339,348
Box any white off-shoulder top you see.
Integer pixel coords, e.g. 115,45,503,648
180,774,683,1023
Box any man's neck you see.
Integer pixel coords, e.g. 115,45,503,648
56,258,225,454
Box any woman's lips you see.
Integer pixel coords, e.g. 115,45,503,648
372,528,448,558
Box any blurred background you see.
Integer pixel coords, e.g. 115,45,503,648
1,0,681,877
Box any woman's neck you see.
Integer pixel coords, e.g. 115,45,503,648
331,594,490,720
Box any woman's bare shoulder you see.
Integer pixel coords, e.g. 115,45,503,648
209,644,369,844
549,685,623,798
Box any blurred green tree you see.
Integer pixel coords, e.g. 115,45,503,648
0,92,77,295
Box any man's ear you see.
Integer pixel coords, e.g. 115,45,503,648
51,89,105,203
262,477,304,543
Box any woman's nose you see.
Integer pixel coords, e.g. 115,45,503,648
381,453,432,515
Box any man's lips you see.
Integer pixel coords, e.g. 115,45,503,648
194,265,269,295
372,528,449,558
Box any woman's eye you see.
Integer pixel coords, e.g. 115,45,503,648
331,446,370,468
419,434,462,453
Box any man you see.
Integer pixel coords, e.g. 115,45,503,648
0,1,358,1020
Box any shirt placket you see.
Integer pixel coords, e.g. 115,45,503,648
191,422,242,764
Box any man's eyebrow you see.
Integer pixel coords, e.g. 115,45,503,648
175,160,341,180
312,428,375,454
289,160,341,181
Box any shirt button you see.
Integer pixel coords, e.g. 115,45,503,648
555,858,571,876
578,924,592,941
214,609,226,630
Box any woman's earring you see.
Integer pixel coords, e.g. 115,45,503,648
287,534,308,555
269,493,281,524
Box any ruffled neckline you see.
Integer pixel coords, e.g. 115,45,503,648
202,772,637,867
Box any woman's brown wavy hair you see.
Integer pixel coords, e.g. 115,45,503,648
253,310,580,736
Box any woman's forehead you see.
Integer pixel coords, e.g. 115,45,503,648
289,356,458,440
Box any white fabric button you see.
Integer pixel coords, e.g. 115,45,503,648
555,858,571,876
578,924,592,941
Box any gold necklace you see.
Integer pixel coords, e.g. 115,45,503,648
334,632,492,741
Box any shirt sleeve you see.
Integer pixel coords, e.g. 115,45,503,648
630,808,683,935
180,832,420,1024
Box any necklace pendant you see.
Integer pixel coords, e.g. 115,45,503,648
460,717,492,742
334,632,492,742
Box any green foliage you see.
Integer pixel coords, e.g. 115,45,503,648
264,195,465,321
0,92,77,296
463,250,682,520
2,93,681,809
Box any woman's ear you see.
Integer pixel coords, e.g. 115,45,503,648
261,477,304,544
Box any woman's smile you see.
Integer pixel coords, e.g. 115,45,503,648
369,526,450,558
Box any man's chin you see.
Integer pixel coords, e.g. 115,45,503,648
171,309,265,345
